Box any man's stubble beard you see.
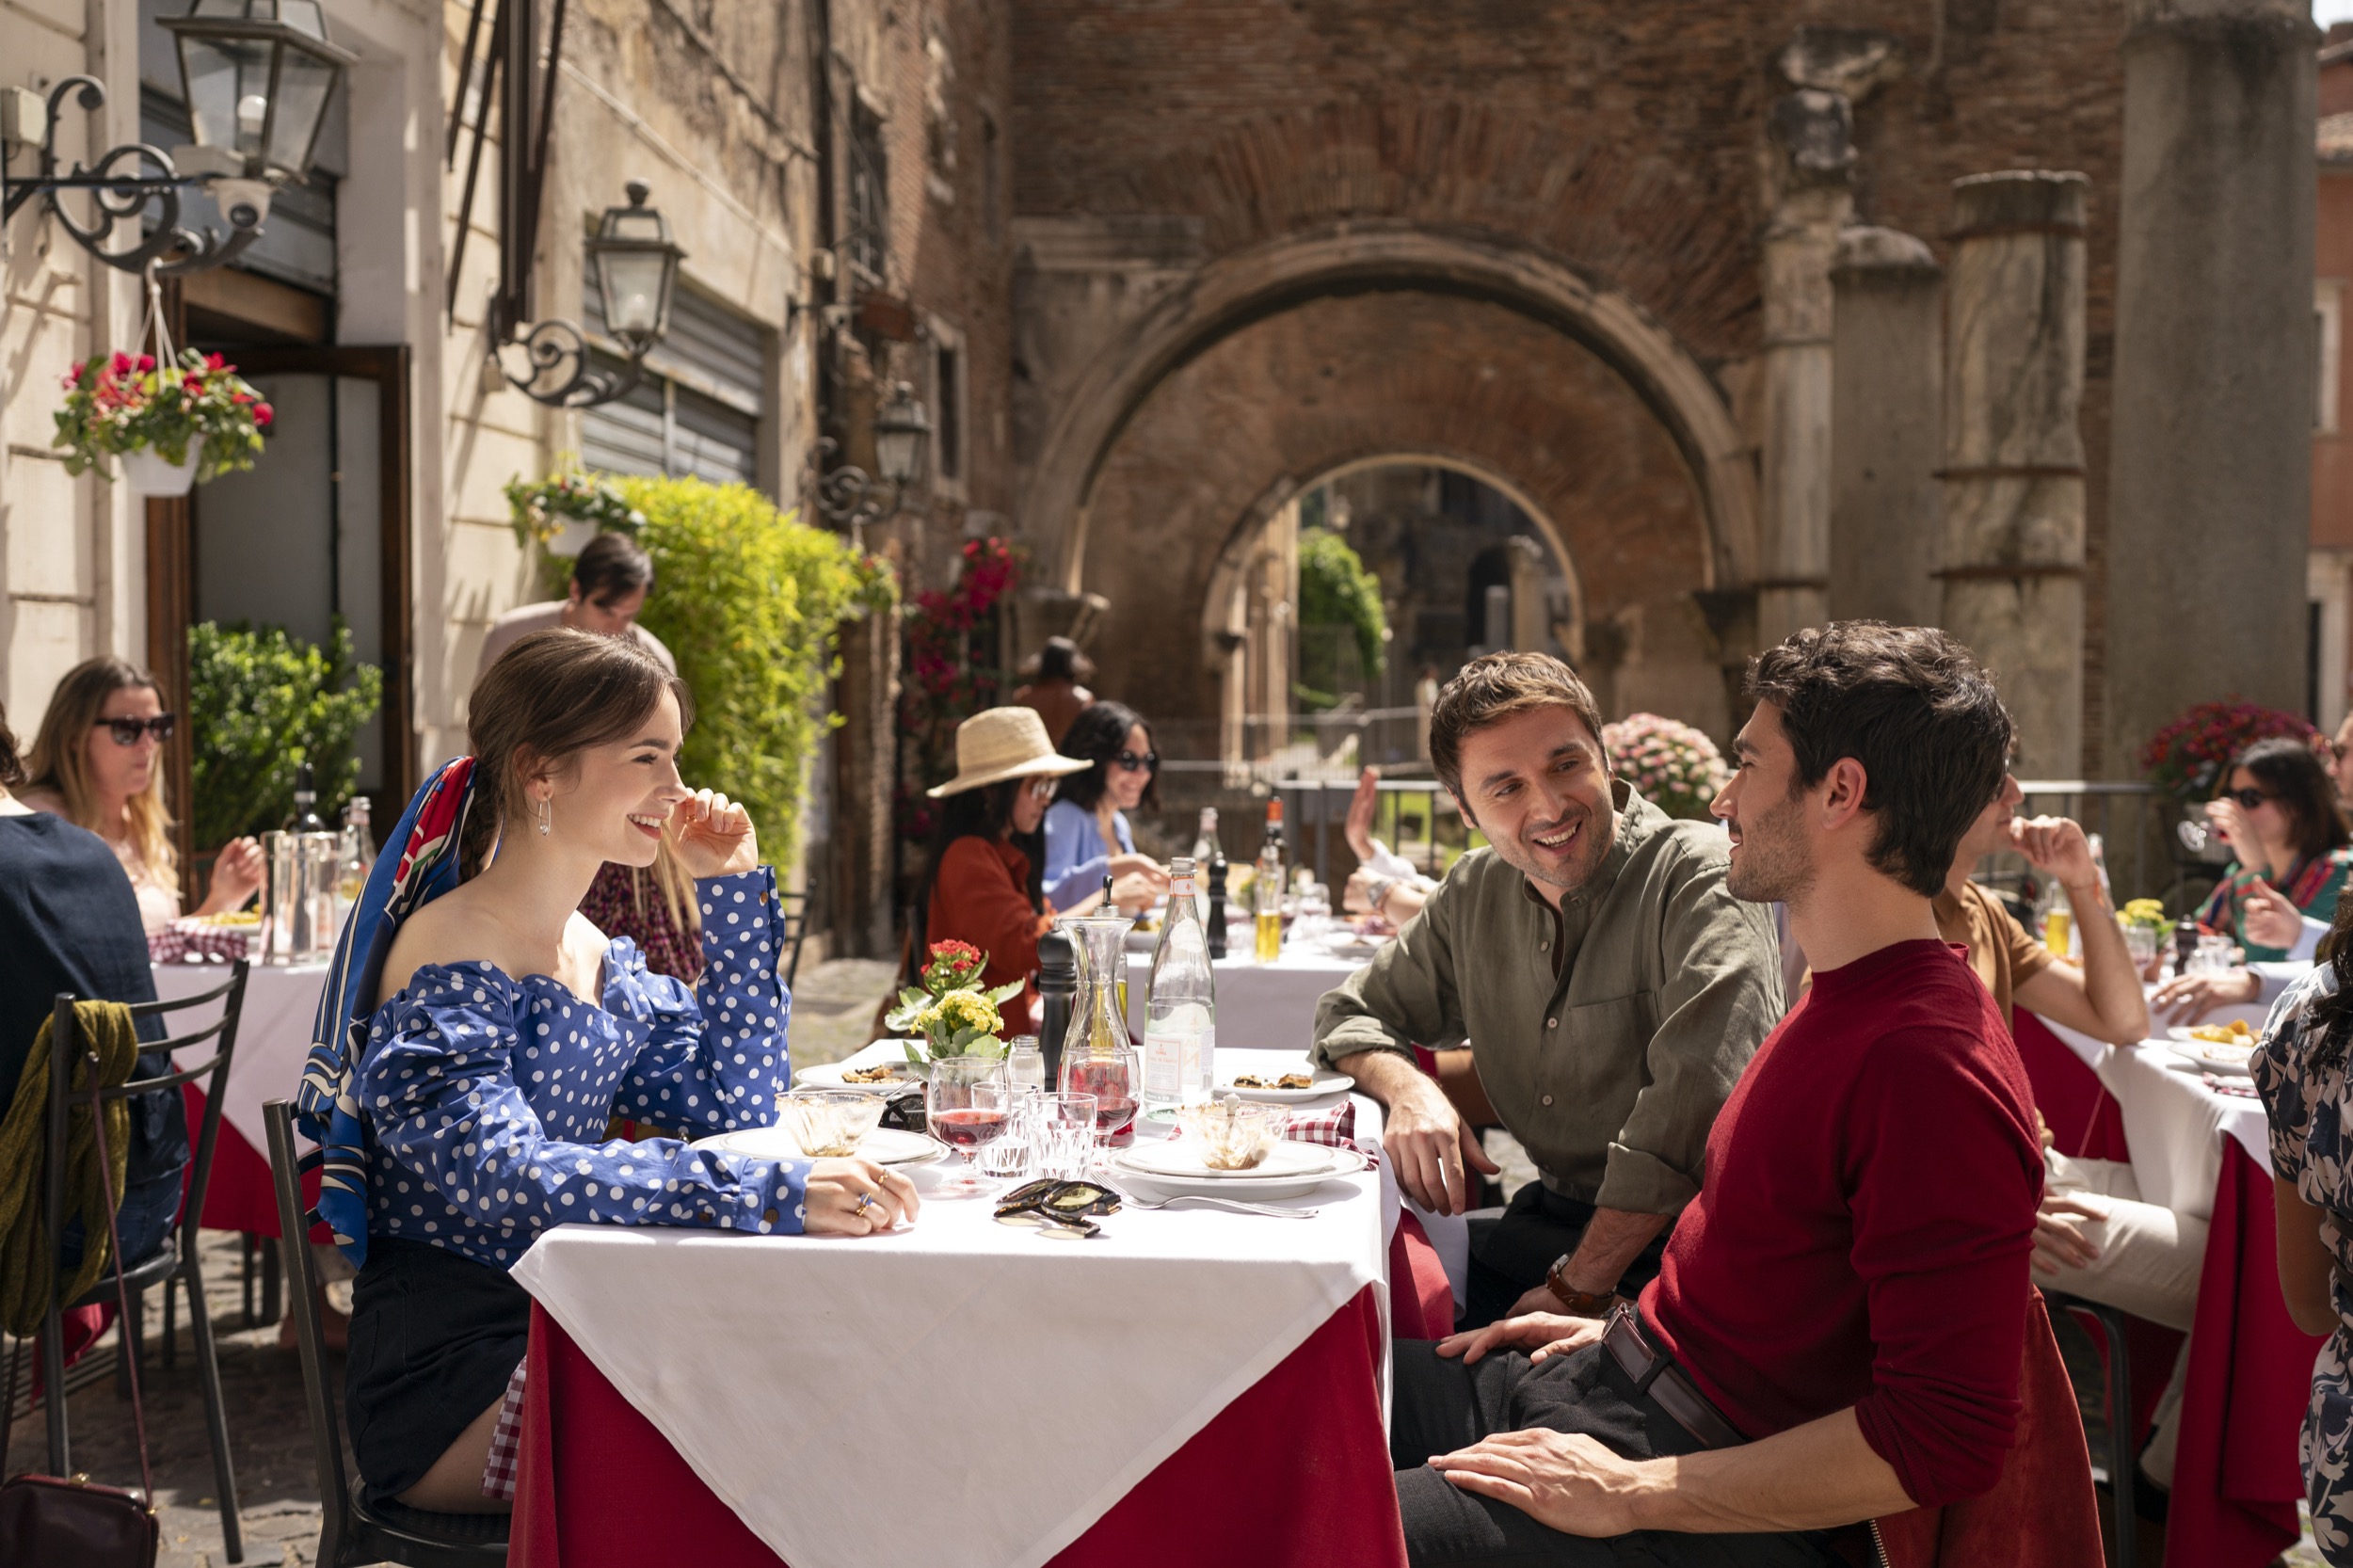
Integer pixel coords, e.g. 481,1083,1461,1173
1725,790,1815,907
1487,798,1615,898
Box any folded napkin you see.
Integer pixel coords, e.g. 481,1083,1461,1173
149,918,251,965
2201,1073,2259,1098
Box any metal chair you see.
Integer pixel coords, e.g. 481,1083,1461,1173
2050,1290,2139,1568
779,888,810,988
262,1099,510,1566
41,963,249,1560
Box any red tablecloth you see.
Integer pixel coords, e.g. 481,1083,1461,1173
2167,1140,2326,1568
511,1283,1410,1568
2014,1012,2132,1162
183,1084,312,1236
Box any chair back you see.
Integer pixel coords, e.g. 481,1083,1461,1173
779,888,809,988
42,962,249,1289
264,1097,360,1567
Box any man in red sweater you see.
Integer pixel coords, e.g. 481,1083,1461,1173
1390,623,2044,1565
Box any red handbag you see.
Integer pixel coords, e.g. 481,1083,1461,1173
0,1063,161,1568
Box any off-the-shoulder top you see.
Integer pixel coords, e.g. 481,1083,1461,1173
355,868,809,1271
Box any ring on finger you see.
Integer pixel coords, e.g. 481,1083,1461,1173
854,1191,878,1217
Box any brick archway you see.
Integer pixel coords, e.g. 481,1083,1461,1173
1073,286,1737,737
1020,227,1758,600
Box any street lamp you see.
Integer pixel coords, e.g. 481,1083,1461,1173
497,181,687,408
0,0,351,274
814,382,932,537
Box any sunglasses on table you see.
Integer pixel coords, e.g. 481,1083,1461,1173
1112,749,1159,773
95,713,176,745
2218,788,2277,810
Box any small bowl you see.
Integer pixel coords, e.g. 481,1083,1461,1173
1175,1099,1286,1170
780,1091,888,1158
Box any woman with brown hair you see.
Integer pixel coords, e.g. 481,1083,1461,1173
21,656,262,933
321,628,916,1514
2194,735,2353,962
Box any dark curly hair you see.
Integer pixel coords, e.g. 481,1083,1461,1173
2227,736,2348,867
1054,702,1159,814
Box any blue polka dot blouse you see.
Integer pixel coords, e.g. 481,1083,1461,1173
355,869,811,1270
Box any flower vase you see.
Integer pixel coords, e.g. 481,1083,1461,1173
120,448,200,497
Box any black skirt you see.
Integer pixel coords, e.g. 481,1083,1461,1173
345,1236,531,1507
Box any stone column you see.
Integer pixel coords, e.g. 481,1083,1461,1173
1755,100,1850,648
1754,28,1900,648
829,605,901,957
1938,172,2089,778
2105,0,2317,775
1829,226,1943,628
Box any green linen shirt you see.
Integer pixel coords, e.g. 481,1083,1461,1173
1312,782,1784,1215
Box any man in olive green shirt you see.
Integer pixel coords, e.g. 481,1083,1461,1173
1315,653,1784,1327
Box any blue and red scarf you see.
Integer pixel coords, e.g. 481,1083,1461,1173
296,756,477,1265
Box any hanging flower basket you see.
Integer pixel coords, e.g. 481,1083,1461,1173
53,347,272,490
119,447,201,498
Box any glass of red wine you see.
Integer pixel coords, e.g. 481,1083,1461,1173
926,1056,1010,1198
1059,1043,1141,1170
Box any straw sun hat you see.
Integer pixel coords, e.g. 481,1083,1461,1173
925,706,1091,799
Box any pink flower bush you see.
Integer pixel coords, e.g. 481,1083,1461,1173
1599,712,1730,822
2139,698,2317,801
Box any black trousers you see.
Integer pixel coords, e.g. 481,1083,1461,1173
1462,1181,1673,1329
346,1237,531,1506
1391,1339,1844,1568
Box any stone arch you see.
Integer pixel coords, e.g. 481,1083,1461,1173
1022,226,1758,598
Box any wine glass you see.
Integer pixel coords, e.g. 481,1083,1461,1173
1060,1043,1140,1170
925,1056,1010,1198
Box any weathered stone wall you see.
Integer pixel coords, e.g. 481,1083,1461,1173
1009,0,2133,758
1076,290,1725,741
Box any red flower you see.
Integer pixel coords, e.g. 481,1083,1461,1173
204,352,226,371
928,939,982,964
109,351,132,375
254,402,274,428
184,376,205,393
136,354,153,373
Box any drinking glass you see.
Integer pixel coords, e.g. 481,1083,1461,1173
2121,922,2159,973
925,1056,1010,1198
1034,1092,1098,1180
1061,1042,1140,1163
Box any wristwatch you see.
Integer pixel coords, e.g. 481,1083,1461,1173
1545,1254,1617,1317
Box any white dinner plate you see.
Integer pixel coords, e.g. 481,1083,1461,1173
794,1056,924,1093
1218,1064,1354,1102
691,1125,944,1165
1109,1144,1367,1201
2165,1040,2256,1079
1117,1137,1341,1181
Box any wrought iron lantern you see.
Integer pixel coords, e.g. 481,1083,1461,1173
496,181,687,408
1,0,351,275
872,380,934,489
814,382,932,536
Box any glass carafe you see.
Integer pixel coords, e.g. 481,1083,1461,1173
1056,913,1141,1150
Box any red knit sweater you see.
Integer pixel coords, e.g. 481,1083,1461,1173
927,835,1048,1035
1639,938,2042,1508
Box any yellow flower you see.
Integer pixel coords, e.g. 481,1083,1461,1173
918,987,1002,1040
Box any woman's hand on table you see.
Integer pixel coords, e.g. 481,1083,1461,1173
2241,877,2304,952
2152,968,2260,1025
670,790,760,878
2030,1193,2107,1275
802,1159,920,1234
1106,853,1167,888
1436,1311,1607,1367
199,835,264,913
1108,869,1160,915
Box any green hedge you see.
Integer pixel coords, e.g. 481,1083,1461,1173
188,618,383,848
1297,527,1388,705
613,475,884,875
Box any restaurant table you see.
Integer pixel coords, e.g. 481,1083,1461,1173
507,1046,1417,1568
1121,944,1363,1052
2032,1008,2324,1568
152,958,329,1237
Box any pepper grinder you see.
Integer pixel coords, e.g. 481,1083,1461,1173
1036,927,1076,1089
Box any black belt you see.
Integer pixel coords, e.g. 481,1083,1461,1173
1600,1304,1747,1451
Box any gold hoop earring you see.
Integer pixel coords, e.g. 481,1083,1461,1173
536,796,552,837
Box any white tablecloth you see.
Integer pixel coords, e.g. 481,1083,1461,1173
1122,948,1362,1052
510,1044,1392,1568
2035,1004,2271,1221
152,959,328,1157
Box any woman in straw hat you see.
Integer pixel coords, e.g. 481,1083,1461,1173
909,707,1111,1035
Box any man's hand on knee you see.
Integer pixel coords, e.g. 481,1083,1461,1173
1431,1428,1654,1537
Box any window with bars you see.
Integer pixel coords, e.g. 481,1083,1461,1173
845,97,890,283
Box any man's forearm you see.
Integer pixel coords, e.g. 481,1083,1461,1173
2061,875,2151,1044
1339,1043,1428,1108
1628,1407,1913,1534
1561,1208,1672,1295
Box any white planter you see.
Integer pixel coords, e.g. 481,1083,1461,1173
120,448,200,498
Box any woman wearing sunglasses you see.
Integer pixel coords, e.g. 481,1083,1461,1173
1041,701,1172,913
20,657,263,935
2192,736,2352,962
